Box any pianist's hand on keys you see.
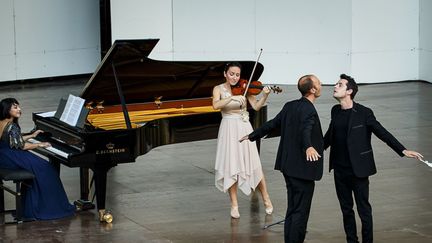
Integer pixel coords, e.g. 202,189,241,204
37,142,51,148
28,138,69,159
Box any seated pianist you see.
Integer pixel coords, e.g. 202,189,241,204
0,98,76,220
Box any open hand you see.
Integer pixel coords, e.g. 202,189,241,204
306,147,321,161
403,150,424,161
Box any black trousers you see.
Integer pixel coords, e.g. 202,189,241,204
283,174,315,243
334,169,373,243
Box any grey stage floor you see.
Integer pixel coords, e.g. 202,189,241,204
0,78,431,242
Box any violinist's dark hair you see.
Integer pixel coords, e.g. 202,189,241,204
340,74,358,100
0,98,20,125
297,75,315,96
224,62,242,73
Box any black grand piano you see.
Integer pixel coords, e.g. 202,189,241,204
30,39,268,222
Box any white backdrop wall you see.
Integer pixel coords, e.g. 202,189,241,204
0,0,100,82
419,0,432,82
111,0,173,60
351,0,419,83
1,0,430,84
1,0,16,81
112,0,430,84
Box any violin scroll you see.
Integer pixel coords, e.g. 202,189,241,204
268,85,282,94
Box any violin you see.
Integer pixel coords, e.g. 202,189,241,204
231,79,282,96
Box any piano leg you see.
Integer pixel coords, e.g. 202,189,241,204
80,168,90,200
74,168,95,211
92,165,113,223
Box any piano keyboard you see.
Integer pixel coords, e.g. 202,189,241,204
28,138,70,159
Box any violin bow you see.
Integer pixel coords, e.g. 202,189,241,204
243,48,263,97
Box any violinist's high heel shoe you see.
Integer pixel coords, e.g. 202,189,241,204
231,206,240,219
263,198,273,215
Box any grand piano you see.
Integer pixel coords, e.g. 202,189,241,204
30,39,268,222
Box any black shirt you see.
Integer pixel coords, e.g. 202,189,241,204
332,108,352,170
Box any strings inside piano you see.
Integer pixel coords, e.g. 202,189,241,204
86,99,219,130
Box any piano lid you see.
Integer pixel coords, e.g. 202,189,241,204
81,39,264,105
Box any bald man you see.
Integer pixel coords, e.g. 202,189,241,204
241,75,324,243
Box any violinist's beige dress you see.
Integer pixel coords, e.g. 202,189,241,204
215,84,263,195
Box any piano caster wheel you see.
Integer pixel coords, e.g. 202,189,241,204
99,209,113,223
74,199,95,211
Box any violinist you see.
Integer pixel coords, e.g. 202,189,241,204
212,62,273,219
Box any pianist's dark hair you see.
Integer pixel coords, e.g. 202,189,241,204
224,62,242,73
0,98,20,125
340,74,358,100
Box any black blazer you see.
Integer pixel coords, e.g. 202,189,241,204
249,97,324,181
324,102,406,177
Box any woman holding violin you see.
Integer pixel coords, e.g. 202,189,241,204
212,62,273,219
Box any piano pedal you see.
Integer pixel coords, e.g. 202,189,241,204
74,199,95,211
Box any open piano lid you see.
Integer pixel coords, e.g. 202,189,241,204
81,39,264,105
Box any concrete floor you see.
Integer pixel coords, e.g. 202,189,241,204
0,79,431,242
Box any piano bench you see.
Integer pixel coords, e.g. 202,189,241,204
0,168,35,224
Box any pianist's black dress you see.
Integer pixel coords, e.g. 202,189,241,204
0,122,75,220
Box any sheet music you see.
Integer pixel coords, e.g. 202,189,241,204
59,94,85,127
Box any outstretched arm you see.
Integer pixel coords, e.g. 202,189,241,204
366,108,406,156
367,108,425,163
240,105,284,142
240,114,281,142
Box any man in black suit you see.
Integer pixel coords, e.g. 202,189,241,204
241,74,324,243
324,74,423,243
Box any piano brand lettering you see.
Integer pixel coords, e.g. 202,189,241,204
96,143,126,154
96,148,126,155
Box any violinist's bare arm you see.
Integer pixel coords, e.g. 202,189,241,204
247,86,270,111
